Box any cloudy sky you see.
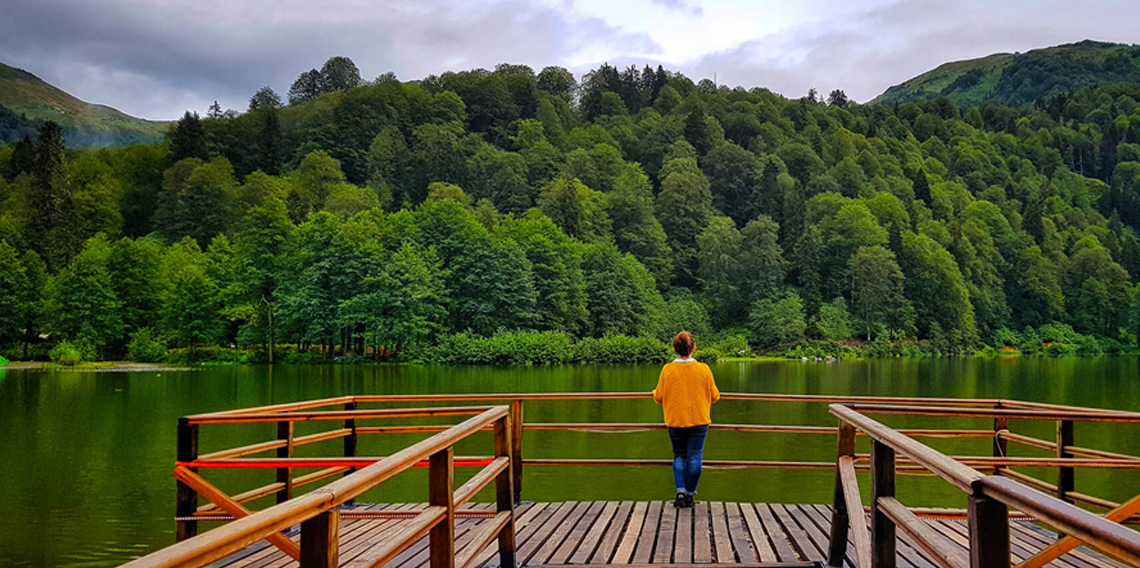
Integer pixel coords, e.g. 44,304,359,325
1,0,1138,120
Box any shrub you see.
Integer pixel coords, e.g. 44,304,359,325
166,346,259,364
0,355,7,366
426,331,669,365
127,328,168,363
50,341,88,366
706,333,750,357
694,348,722,363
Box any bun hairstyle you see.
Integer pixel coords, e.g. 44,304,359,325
672,331,695,357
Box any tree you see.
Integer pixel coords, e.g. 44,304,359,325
207,100,224,119
162,238,222,355
607,164,672,286
684,107,711,155
538,177,611,243
26,121,73,269
656,149,715,286
319,56,362,92
581,242,662,337
168,112,208,163
827,89,849,108
17,250,46,358
537,66,577,101
0,241,24,347
815,297,852,340
748,293,806,347
233,196,294,361
498,215,588,333
702,142,760,226
46,236,123,357
696,216,746,326
155,158,238,246
288,69,322,105
341,242,448,353
848,245,912,339
248,87,283,112
899,231,976,342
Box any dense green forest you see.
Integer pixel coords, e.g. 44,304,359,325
3,56,1140,364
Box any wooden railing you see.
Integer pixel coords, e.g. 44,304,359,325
826,403,1140,568
127,405,516,568
125,392,1140,568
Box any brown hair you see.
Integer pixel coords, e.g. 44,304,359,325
672,331,695,357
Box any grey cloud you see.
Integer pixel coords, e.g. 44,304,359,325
682,0,1140,103
0,0,659,119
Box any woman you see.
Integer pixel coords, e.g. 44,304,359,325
652,331,720,508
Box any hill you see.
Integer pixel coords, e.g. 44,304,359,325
875,40,1140,107
0,62,166,146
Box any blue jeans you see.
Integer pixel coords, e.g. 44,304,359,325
668,424,709,495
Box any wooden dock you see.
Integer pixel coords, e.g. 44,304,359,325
121,394,1140,568
207,501,1126,568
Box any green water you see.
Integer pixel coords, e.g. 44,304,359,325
2,358,1140,567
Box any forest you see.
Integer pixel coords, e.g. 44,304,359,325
3,56,1140,364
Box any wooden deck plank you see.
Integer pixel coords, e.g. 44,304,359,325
204,501,1134,568
654,503,678,563
631,501,664,564
393,503,495,568
528,501,590,565
551,501,608,565
570,501,621,565
591,501,635,565
1009,521,1115,568
790,504,852,568
709,502,735,563
674,504,693,564
739,503,777,563
692,502,712,564
473,502,550,568
611,501,649,565
770,503,824,563
755,504,799,563
725,503,755,564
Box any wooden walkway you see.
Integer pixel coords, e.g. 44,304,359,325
206,502,1127,568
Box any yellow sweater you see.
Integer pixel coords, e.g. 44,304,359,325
652,360,721,427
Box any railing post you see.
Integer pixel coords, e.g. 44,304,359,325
992,404,1007,475
871,440,896,568
430,447,455,568
511,399,524,504
495,414,518,568
344,400,358,476
176,417,199,542
1056,420,1073,504
300,509,339,568
828,420,856,567
967,494,1009,568
277,420,294,504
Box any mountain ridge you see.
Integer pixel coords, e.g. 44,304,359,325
0,61,166,146
874,40,1140,106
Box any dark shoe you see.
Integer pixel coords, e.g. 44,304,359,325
684,493,695,508
674,492,686,508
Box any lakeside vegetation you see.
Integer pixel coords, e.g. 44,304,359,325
3,56,1140,365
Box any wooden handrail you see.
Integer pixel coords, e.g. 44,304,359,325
187,406,498,424
877,497,967,568
829,403,1140,568
127,406,510,568
830,404,984,493
978,476,1140,567
845,403,1140,423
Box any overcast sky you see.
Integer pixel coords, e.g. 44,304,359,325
1,0,1138,120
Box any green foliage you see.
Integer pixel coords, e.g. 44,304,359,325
50,340,91,366
127,328,167,362
7,57,1140,363
426,331,669,365
694,348,722,363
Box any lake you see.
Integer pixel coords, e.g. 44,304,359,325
2,357,1140,567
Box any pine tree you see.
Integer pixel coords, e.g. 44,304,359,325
168,111,208,163
27,121,73,269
